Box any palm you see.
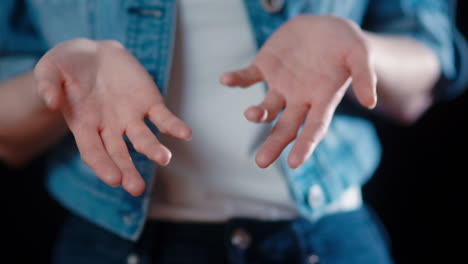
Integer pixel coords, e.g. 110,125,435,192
222,15,377,169
35,39,192,196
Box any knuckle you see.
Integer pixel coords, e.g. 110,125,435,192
109,151,128,161
285,130,298,142
273,128,296,143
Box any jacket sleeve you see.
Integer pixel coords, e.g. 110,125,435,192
0,0,47,81
362,0,468,101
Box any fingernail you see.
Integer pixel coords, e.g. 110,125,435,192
180,129,192,140
256,154,270,169
220,74,229,84
220,74,237,87
368,97,377,109
157,151,172,166
288,158,300,169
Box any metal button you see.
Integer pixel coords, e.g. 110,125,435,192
231,228,252,249
127,253,140,264
307,254,320,264
261,0,285,14
308,184,325,209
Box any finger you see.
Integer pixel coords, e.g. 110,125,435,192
347,49,378,109
34,58,65,110
220,64,263,88
255,104,309,168
125,121,172,166
101,130,146,196
245,90,285,123
148,104,192,140
73,127,122,187
288,107,333,169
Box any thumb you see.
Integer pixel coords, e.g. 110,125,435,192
34,58,65,111
220,64,263,88
348,50,378,109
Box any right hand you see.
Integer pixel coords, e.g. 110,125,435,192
34,38,192,196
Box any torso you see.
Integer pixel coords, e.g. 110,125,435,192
149,0,299,221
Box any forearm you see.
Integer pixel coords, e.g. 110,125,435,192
364,32,441,124
0,71,68,167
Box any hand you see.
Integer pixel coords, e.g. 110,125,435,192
221,15,377,169
34,38,192,196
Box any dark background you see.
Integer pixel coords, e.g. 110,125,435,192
2,3,467,264
363,2,468,263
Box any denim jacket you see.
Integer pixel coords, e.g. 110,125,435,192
0,0,465,241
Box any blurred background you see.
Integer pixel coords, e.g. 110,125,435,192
2,2,467,264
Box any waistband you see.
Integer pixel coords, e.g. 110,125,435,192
55,205,392,264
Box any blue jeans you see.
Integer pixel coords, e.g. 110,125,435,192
52,205,393,264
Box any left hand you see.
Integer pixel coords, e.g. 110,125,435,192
221,15,377,169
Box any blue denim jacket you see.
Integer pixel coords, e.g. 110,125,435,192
0,0,465,241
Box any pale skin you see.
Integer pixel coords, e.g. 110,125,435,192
0,15,440,196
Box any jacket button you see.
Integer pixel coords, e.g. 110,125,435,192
261,0,285,14
308,184,325,209
231,228,252,249
127,253,140,264
307,254,320,264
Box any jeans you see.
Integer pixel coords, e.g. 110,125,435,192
52,205,393,264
